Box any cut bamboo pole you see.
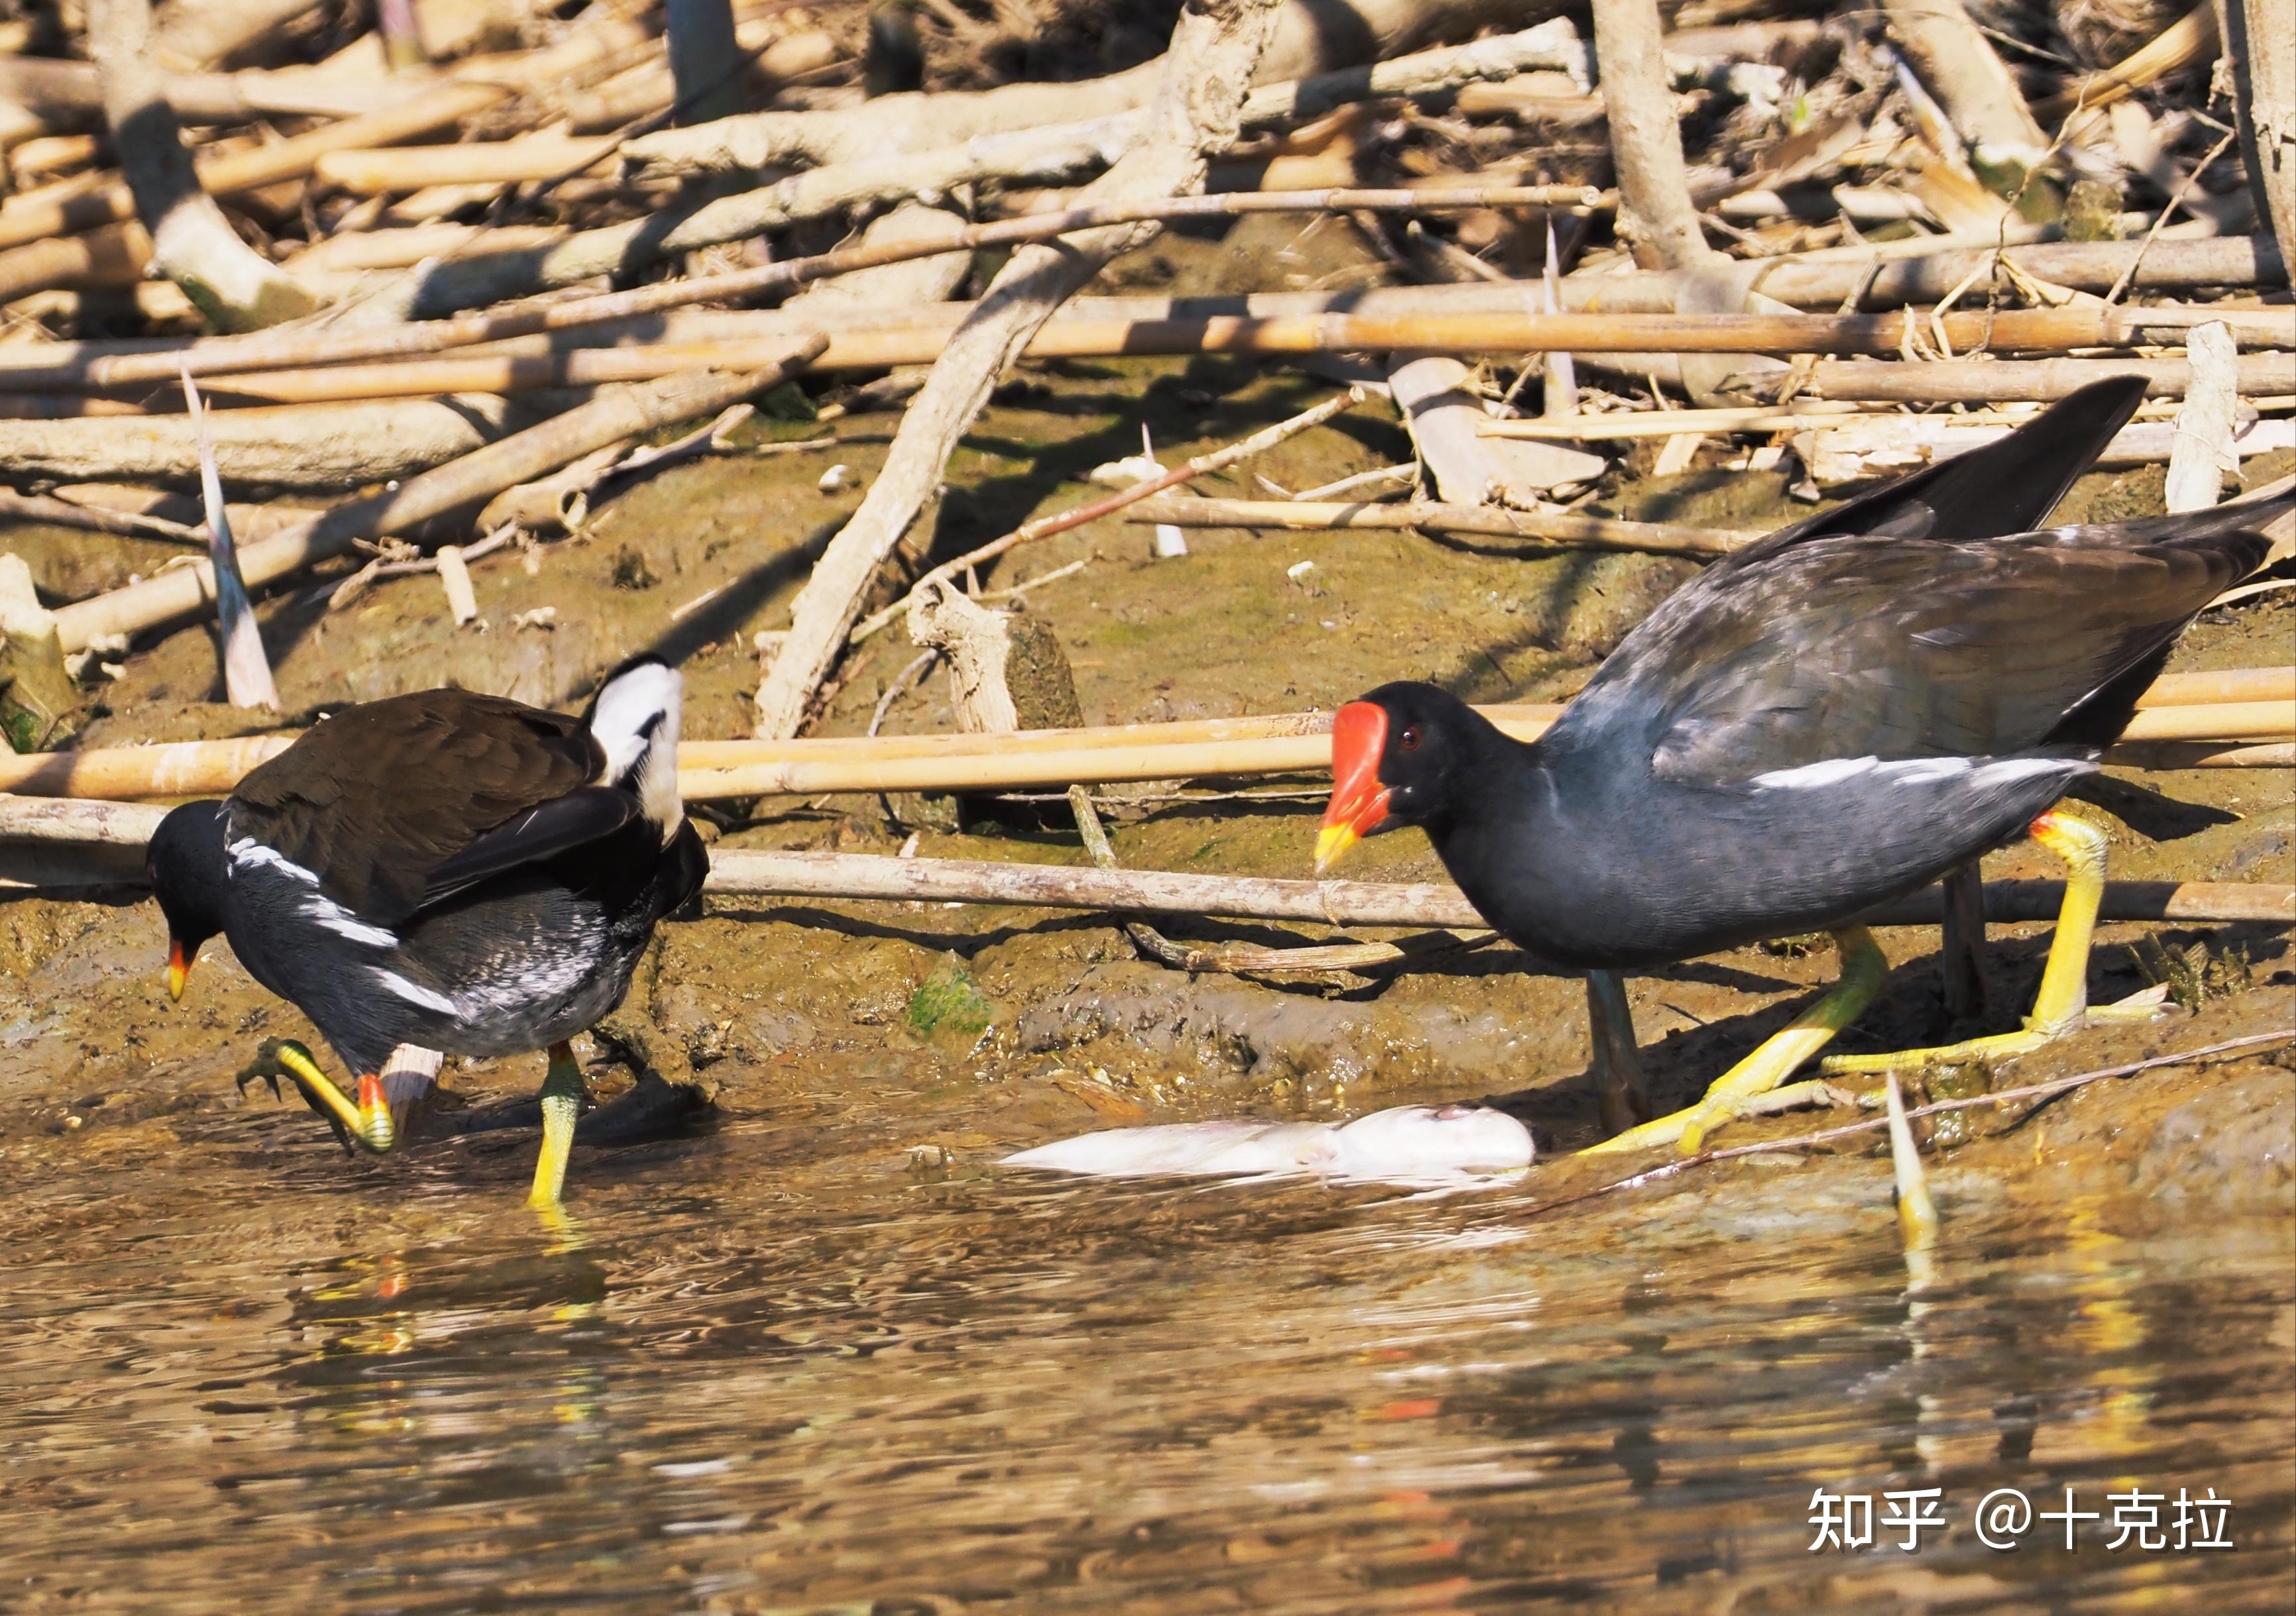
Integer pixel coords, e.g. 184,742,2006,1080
0,54,424,122
313,135,621,193
1806,355,2296,404
3,685,2283,803
1129,496,1749,556
177,307,2296,383
48,343,826,652
2135,666,2293,706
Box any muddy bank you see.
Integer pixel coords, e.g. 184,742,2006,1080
3,215,2292,1218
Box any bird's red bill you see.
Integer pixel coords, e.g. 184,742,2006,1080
1317,701,1392,871
166,938,189,1002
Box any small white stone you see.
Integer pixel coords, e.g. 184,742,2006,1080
1286,560,1315,580
818,464,854,494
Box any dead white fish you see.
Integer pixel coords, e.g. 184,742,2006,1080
1003,1103,1533,1190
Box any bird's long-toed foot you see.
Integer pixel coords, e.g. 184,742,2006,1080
1820,808,2161,1075
528,1040,586,1208
236,1037,396,1154
1583,927,1889,1157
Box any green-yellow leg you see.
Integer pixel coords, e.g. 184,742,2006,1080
1820,809,2142,1075
528,1040,584,1209
1583,926,1889,1157
237,1037,396,1154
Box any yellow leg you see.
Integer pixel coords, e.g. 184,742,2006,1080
1822,809,2137,1075
1583,927,1888,1157
237,1037,396,1154
528,1040,584,1209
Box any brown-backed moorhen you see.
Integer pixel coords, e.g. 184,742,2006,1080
146,655,706,1204
1315,378,2283,1156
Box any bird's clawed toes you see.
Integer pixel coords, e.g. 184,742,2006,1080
232,1038,394,1156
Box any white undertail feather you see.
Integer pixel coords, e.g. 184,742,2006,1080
589,661,684,837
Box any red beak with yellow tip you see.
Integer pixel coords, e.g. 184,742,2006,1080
166,938,190,1002
1316,700,1393,872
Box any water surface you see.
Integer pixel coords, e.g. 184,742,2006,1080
6,1093,2291,1613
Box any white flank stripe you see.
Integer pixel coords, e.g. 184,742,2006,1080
301,897,398,950
372,969,458,1015
1753,755,2076,792
227,837,319,884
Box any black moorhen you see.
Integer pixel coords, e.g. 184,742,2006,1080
146,655,707,1205
1315,378,2283,1156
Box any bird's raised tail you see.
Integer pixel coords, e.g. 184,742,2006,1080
586,655,684,837
2045,494,2287,746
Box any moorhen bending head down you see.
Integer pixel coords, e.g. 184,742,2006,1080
146,655,708,1205
1315,378,2285,1156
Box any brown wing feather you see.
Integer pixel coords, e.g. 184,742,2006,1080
231,688,601,920
1641,517,2269,786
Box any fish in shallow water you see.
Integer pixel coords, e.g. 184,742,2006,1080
1003,1103,1535,1189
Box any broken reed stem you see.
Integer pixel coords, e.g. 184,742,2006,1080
1531,1032,2296,1214
1129,496,1747,558
849,386,1366,645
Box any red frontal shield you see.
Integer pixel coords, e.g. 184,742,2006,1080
1317,701,1393,871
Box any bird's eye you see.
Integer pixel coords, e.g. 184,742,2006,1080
1399,726,1422,752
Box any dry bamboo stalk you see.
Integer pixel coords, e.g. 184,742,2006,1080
1482,404,1869,439
6,246,2284,398
1129,496,1746,557
1806,355,2296,403
0,54,422,122
133,305,2296,406
0,217,150,305
2118,701,2293,741
48,343,824,652
313,135,621,193
233,307,2296,384
3,675,2284,804
2138,667,2294,706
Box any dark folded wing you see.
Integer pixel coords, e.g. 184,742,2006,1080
1645,512,2271,786
231,688,602,920
418,786,639,908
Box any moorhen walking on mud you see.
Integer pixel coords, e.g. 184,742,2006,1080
1315,378,2285,1156
145,655,707,1205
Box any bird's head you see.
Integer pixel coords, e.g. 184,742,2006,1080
1315,682,1483,872
145,800,230,1002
